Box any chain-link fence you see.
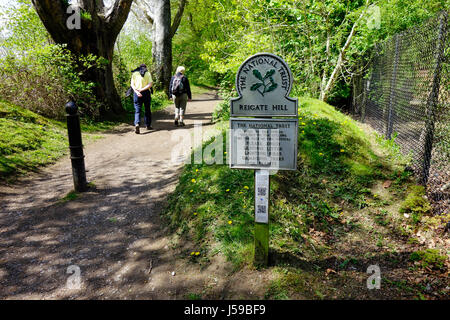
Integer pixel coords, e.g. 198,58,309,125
353,11,449,215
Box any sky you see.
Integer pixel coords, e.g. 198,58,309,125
0,0,15,8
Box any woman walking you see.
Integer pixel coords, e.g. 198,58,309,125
169,66,192,127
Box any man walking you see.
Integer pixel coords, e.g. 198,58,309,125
131,64,153,134
169,66,192,127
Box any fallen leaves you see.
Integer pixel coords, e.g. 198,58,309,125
383,180,392,189
326,268,337,275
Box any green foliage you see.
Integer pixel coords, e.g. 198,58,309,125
114,31,153,94
409,249,447,270
60,190,79,203
112,53,132,100
0,0,49,51
186,293,203,300
212,88,238,122
0,43,105,118
212,96,232,122
0,100,122,181
151,91,172,112
171,0,219,86
178,0,448,101
116,32,153,73
114,29,172,113
0,0,106,119
399,185,432,224
80,10,92,21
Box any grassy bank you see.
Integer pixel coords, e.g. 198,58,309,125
163,97,449,299
0,101,123,182
0,101,68,181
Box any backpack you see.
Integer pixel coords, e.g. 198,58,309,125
126,87,133,97
172,74,185,96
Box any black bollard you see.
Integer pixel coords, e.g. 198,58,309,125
65,101,88,192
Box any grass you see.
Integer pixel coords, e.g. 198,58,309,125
409,249,447,270
0,101,125,182
60,190,79,203
0,101,68,181
399,185,432,224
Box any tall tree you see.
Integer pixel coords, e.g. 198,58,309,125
31,0,133,116
133,0,187,95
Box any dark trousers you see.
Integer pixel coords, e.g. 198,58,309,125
133,90,152,127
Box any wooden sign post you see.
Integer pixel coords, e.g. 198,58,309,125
254,169,270,266
229,53,298,267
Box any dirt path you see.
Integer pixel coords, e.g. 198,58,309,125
0,92,259,300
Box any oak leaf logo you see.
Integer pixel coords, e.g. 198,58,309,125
250,69,278,97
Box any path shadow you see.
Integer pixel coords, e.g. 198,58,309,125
0,164,201,299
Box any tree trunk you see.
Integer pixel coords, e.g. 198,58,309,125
152,0,172,96
133,0,187,96
80,33,123,116
31,0,132,117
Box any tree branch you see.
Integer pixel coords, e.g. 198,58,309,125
106,0,133,36
134,0,155,25
187,12,198,35
131,7,153,27
171,0,187,38
31,0,71,43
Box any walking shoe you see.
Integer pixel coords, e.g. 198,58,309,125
147,126,153,130
135,125,140,134
174,119,179,126
180,121,186,127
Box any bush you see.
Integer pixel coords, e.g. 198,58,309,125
0,1,104,119
0,44,105,119
152,91,171,112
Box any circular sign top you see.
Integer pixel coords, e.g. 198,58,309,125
235,53,293,98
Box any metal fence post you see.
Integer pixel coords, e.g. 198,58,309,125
361,69,372,123
421,12,448,185
386,34,401,140
65,101,88,192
